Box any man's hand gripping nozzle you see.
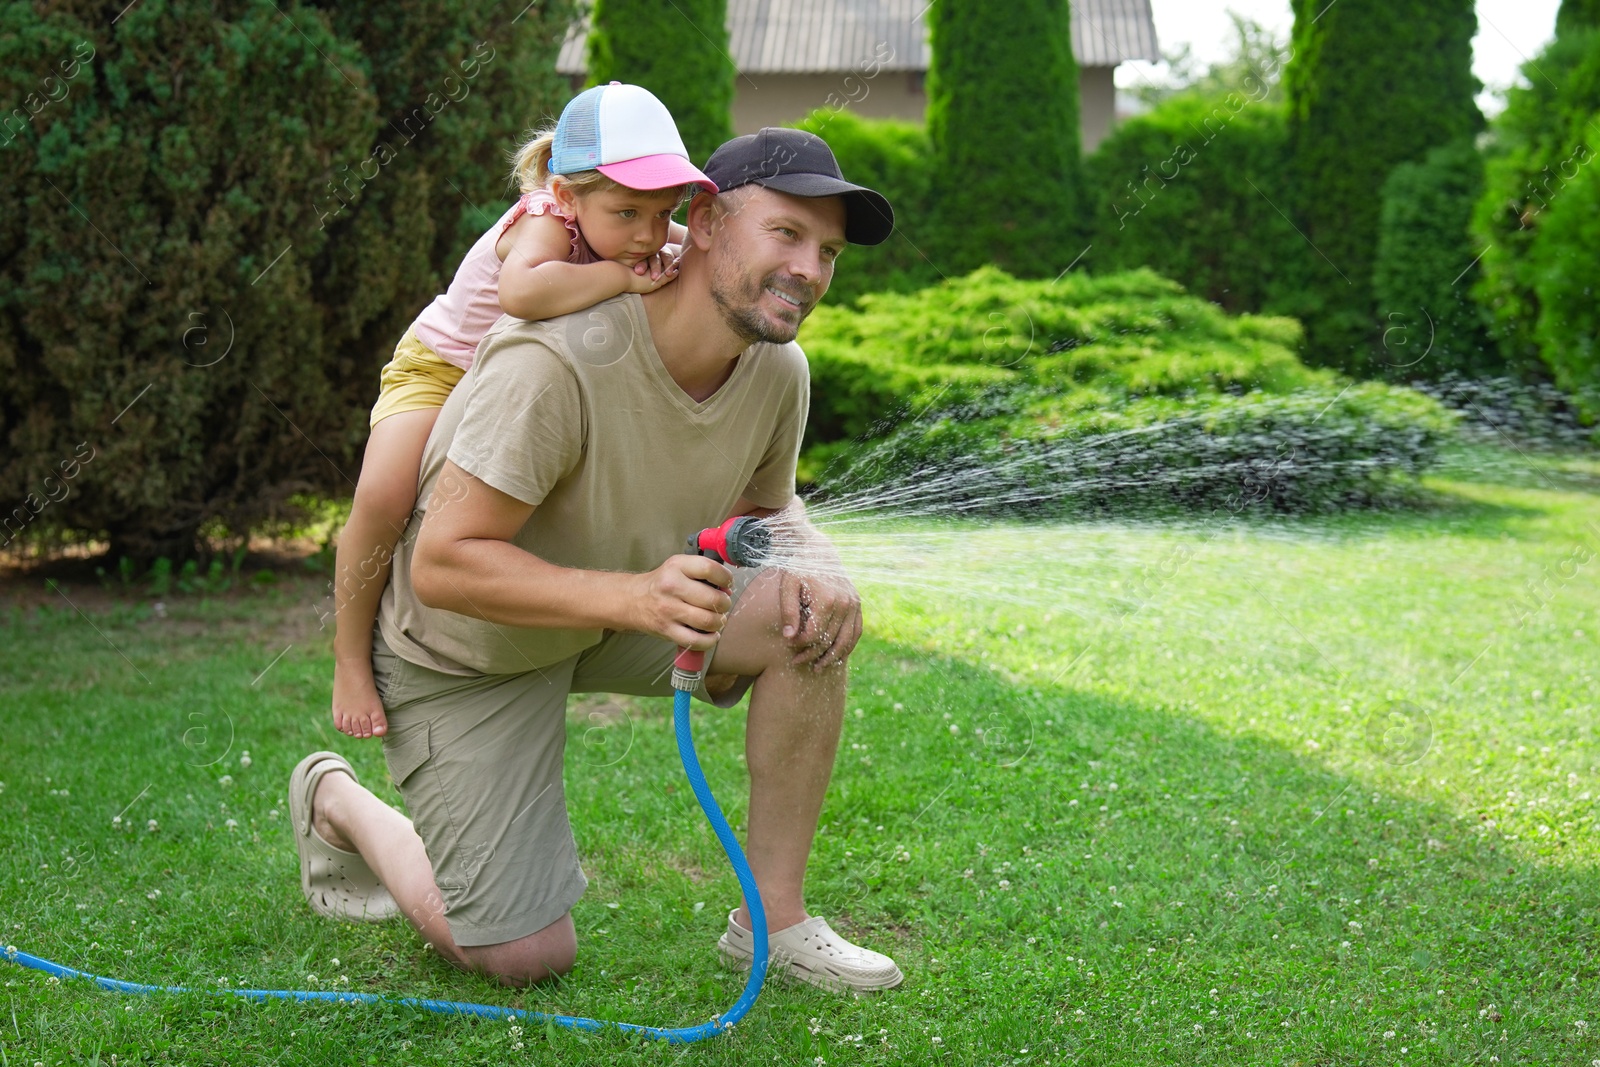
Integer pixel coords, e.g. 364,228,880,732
671,516,772,691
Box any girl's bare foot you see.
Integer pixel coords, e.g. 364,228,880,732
332,663,388,738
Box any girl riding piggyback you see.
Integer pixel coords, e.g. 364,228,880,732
331,82,719,739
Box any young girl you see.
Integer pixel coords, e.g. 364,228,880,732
331,83,718,739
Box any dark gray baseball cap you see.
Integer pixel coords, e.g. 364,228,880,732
703,128,895,246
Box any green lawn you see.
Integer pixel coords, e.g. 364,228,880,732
2,446,1597,1065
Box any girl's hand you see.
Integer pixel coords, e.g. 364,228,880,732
624,248,680,293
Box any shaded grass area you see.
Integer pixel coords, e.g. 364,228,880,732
1,455,1597,1065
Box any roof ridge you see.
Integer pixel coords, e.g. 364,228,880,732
555,0,1158,76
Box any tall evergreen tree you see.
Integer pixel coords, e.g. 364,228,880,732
926,0,1085,277
1279,0,1481,372
587,0,734,167
1557,0,1600,34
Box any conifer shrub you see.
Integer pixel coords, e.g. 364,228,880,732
799,268,1456,514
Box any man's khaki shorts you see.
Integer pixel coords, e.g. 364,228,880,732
372,611,755,948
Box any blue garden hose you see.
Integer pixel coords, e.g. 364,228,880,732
2,687,769,1044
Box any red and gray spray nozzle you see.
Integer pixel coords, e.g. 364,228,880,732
672,516,772,691
685,515,772,568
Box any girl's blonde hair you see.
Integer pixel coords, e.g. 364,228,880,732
509,123,700,206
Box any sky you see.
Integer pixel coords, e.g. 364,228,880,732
1116,0,1563,114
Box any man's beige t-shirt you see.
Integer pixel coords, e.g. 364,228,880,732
378,294,809,676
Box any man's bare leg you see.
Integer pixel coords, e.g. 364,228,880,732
310,770,577,985
707,569,847,931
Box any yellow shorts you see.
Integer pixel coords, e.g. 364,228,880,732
370,327,466,428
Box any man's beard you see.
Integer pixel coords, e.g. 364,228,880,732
709,253,815,345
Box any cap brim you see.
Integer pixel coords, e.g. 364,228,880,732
754,172,896,246
597,155,719,194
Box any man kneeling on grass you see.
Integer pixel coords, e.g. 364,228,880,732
286,129,904,994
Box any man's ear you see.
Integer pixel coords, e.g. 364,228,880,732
686,190,720,251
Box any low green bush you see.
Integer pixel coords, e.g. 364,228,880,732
799,267,1458,514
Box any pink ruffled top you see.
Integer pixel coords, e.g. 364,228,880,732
410,188,601,370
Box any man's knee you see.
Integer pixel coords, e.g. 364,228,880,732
459,916,577,986
718,567,856,677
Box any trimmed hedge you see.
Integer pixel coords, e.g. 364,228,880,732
1371,138,1499,378
0,1,577,561
799,268,1456,514
1282,0,1482,371
791,110,938,307
1084,92,1299,315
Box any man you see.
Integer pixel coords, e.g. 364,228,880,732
287,129,904,994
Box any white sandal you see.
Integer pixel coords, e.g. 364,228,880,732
719,910,904,993
288,751,399,923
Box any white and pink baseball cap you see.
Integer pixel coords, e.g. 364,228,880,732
550,82,718,193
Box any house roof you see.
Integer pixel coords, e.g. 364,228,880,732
555,0,1159,76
